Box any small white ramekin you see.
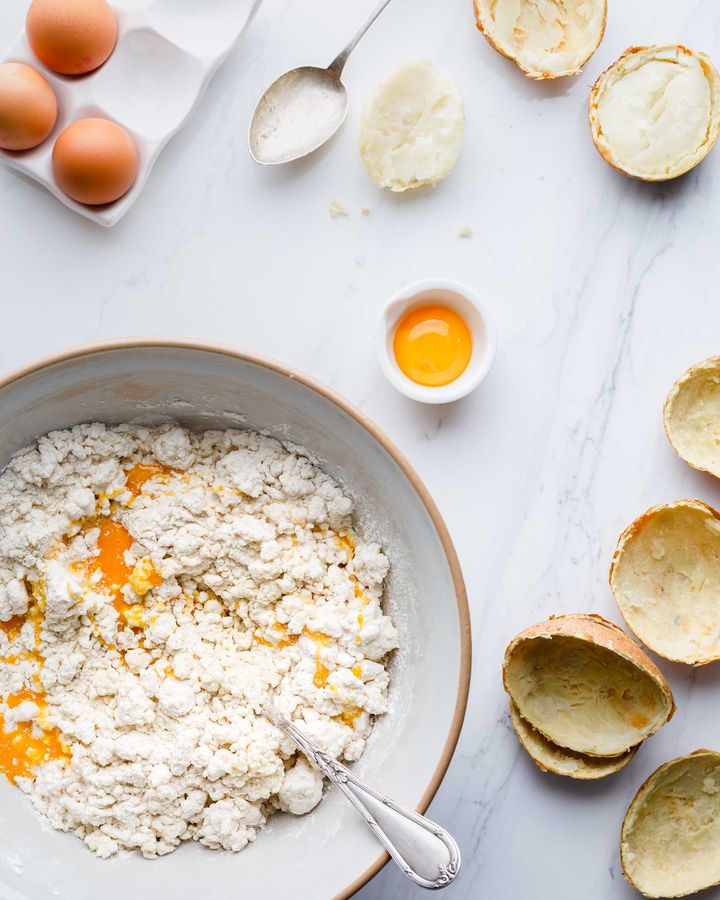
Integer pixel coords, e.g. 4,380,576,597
376,279,497,404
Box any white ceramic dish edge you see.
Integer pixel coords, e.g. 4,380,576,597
0,0,262,227
0,338,471,900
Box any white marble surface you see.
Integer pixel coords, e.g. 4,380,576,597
2,0,720,897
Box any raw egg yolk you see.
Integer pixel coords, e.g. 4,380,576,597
73,519,134,620
124,463,172,498
393,305,472,387
93,519,133,601
0,686,69,785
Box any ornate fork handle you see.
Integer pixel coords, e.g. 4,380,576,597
266,710,461,891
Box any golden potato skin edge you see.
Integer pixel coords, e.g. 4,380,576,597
510,701,638,780
502,613,676,755
663,356,720,479
588,46,720,182
609,499,720,666
473,0,606,80
621,750,720,898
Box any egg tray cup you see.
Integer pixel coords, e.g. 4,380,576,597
0,0,261,226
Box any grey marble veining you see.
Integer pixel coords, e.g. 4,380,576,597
2,0,720,897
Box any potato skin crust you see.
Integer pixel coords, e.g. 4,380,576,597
503,614,675,755
621,750,720,898
474,0,607,80
664,356,720,478
589,45,720,181
610,499,720,665
510,700,639,779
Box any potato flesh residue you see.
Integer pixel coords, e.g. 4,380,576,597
592,48,718,180
622,752,720,897
480,0,604,77
612,502,720,664
506,635,664,756
510,701,635,779
666,359,720,479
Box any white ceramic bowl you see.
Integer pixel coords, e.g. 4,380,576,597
377,279,497,404
0,339,470,900
0,0,261,226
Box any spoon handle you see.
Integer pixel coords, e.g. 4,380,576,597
328,0,395,76
267,710,461,891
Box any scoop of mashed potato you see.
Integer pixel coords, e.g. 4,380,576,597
358,60,464,192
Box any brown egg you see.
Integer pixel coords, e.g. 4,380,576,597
27,0,117,76
52,118,138,205
0,62,57,150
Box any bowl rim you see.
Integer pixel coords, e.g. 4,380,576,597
0,336,472,900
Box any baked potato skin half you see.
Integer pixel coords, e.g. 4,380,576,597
589,45,720,181
664,357,720,480
473,0,606,80
503,615,675,758
622,750,720,898
510,701,638,779
610,500,720,666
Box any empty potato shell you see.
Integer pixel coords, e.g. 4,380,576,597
474,0,606,79
664,357,720,479
510,701,638,779
611,500,720,665
503,614,675,758
622,750,720,898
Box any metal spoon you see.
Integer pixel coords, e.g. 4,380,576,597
248,0,394,165
265,708,461,890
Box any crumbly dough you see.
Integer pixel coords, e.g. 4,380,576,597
358,61,464,192
0,424,397,858
474,0,606,79
590,45,720,181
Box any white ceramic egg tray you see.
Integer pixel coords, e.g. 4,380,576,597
0,0,261,226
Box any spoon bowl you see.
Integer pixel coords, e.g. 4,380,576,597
264,708,461,890
248,0,394,165
248,66,348,165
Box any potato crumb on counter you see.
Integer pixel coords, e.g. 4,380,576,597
329,198,349,218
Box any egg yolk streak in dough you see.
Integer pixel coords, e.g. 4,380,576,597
0,603,69,784
0,463,371,787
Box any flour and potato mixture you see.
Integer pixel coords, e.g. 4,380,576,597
0,423,397,858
